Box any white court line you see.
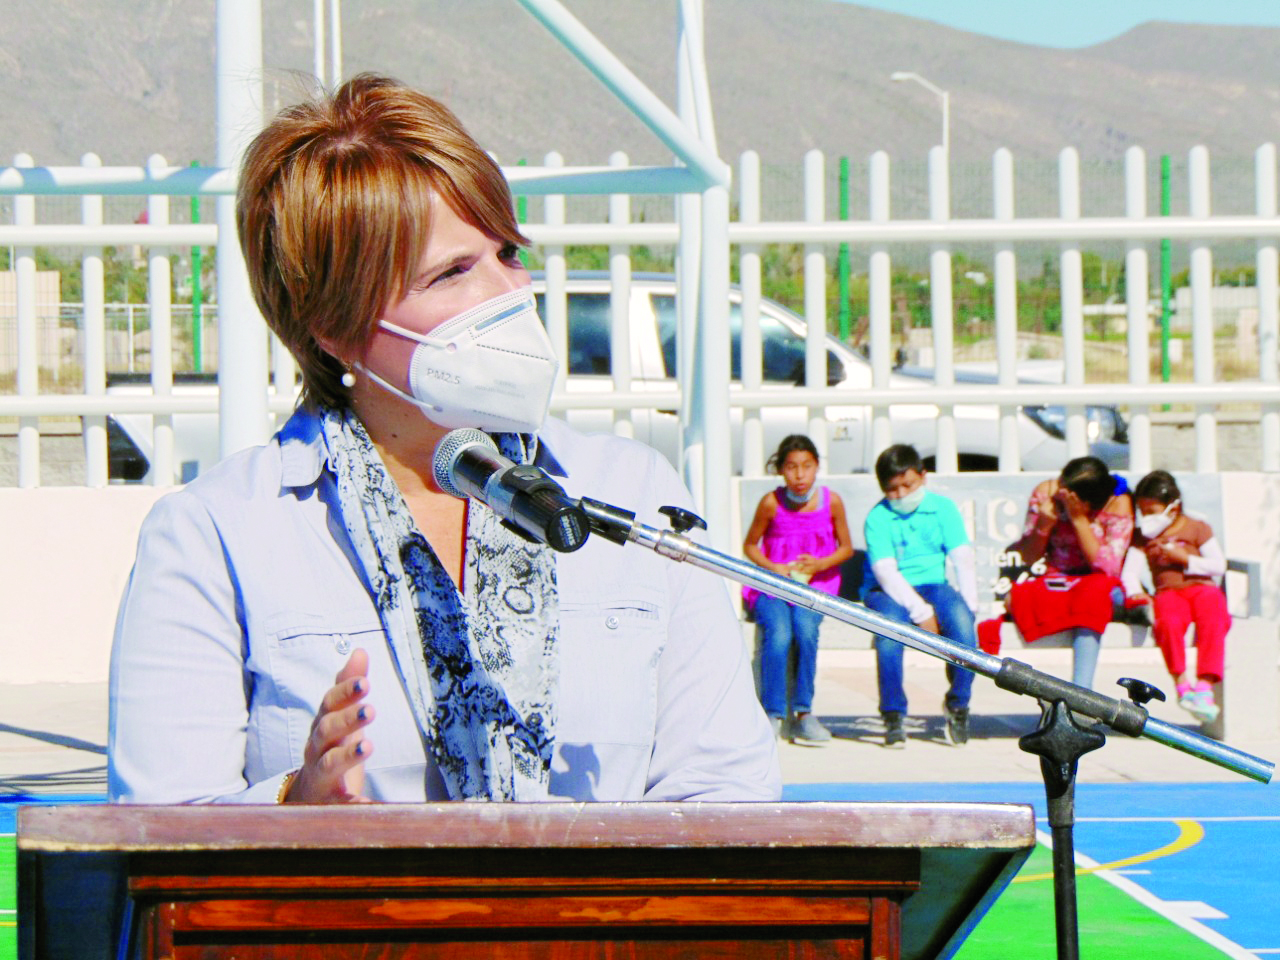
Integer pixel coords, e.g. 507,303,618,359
1166,901,1229,920
1037,829,1259,960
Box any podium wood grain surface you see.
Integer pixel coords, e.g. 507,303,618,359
19,802,1035,960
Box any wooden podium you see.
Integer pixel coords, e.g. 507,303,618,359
18,802,1034,960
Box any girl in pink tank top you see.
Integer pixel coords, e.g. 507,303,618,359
742,435,853,744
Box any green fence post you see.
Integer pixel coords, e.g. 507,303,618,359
516,158,528,267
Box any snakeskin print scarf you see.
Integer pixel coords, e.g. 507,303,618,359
320,405,560,800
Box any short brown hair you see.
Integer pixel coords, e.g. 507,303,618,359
236,73,527,409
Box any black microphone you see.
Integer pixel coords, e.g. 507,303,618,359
432,429,590,553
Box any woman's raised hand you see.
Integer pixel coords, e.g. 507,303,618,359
1058,488,1090,523
1037,480,1061,523
284,649,375,803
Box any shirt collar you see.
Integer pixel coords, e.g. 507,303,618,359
279,405,327,488
532,433,568,478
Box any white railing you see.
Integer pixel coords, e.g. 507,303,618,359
4,143,1280,492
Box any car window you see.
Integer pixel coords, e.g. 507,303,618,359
535,292,612,376
651,294,843,385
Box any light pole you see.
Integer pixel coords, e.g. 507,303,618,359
890,71,949,156
313,0,342,88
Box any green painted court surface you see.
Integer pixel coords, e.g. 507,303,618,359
1,837,14,960
953,841,1232,959
0,833,1239,960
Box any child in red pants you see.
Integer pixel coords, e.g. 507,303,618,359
1121,470,1230,723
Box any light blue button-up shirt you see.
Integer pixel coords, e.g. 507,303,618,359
108,409,780,804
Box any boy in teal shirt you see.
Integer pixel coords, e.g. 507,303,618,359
862,444,979,748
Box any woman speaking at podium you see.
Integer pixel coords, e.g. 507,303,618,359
108,74,779,805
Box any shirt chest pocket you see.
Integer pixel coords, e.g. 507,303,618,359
555,599,665,746
257,622,390,760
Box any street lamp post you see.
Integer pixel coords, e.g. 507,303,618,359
313,0,343,88
890,71,949,156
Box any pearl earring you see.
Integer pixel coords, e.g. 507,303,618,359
341,366,356,388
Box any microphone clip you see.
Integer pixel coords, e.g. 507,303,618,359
494,464,591,553
502,464,566,497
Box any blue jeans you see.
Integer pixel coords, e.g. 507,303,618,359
864,582,977,715
1037,628,1101,689
755,594,823,717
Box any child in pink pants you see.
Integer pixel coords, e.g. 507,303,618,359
1121,470,1230,723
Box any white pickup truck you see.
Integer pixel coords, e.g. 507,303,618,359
104,272,1128,483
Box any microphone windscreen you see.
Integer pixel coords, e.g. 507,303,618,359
432,428,498,498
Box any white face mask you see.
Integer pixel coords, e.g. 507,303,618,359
360,287,559,434
1137,500,1179,539
888,485,927,515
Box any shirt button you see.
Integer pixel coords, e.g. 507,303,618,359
336,636,352,655
605,616,620,630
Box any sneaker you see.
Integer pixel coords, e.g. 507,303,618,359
792,712,832,745
883,712,906,749
1180,686,1221,724
944,706,970,746
769,715,786,738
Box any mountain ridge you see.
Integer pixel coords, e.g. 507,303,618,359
2,0,1277,169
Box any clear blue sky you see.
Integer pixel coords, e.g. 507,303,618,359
838,0,1280,48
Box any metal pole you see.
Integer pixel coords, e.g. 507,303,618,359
313,0,325,87
1160,154,1172,385
328,0,342,87
81,152,107,486
838,155,851,342
190,160,203,373
516,0,728,190
13,152,38,487
890,72,949,157
1257,143,1280,472
941,90,950,157
215,0,268,458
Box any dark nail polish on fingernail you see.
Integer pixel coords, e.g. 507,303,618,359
355,741,365,756
357,706,368,722
353,679,364,694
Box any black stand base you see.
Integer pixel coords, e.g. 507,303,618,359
1018,699,1108,960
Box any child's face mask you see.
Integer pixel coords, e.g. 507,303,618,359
1137,500,1179,539
359,286,559,434
888,484,927,515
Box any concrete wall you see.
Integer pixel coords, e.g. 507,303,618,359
2,486,168,683
3,473,1279,685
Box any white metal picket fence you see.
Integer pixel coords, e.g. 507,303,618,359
3,142,1280,495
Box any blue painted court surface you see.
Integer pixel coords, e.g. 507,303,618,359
785,781,1280,956
0,794,105,833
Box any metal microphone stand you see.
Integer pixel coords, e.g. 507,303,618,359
577,498,1275,960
